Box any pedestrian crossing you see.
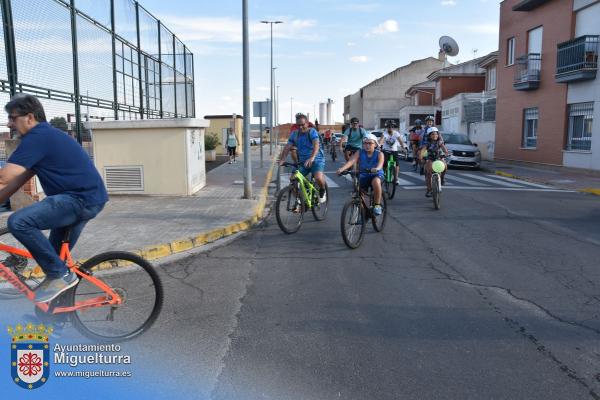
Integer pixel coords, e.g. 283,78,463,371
327,170,572,192
276,166,572,193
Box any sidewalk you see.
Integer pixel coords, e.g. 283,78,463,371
482,160,600,196
0,145,277,263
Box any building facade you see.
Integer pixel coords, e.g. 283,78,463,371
495,0,600,170
204,115,244,155
344,57,446,130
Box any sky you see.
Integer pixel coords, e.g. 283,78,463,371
140,0,501,124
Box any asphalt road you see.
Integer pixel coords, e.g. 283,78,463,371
2,158,600,399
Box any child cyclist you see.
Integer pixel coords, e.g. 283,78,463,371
336,133,384,216
419,127,449,197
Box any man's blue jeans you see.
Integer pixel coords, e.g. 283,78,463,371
7,194,104,279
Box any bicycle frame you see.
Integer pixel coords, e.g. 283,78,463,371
291,169,317,209
0,241,122,314
385,156,397,183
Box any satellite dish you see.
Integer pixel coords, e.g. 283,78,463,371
439,36,460,57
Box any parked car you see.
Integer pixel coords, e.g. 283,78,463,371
250,137,262,146
441,132,481,169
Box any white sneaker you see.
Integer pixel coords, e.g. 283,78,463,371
319,191,327,204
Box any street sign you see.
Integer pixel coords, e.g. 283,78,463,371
253,101,271,120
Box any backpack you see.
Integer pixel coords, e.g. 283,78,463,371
409,131,420,142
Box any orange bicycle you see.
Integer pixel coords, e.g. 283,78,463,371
0,227,163,342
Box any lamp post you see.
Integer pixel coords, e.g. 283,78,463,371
271,66,277,155
276,85,280,147
260,20,283,157
242,0,252,198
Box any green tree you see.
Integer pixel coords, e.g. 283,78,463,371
49,116,68,132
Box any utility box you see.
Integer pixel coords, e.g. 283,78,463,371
87,119,209,196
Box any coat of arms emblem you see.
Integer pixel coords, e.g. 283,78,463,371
8,323,52,390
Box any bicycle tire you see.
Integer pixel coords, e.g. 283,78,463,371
275,185,304,234
372,194,387,232
0,229,44,299
340,199,365,249
311,185,328,221
432,174,441,210
69,251,163,342
389,166,397,200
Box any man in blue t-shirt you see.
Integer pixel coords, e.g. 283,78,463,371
279,113,327,204
0,94,108,303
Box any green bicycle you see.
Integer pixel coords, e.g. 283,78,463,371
382,150,398,200
275,162,329,234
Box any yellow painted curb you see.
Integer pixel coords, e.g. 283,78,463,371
579,188,600,196
495,171,518,179
0,156,278,283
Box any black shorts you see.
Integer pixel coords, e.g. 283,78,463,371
344,145,360,155
227,146,236,156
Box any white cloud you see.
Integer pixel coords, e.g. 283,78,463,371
441,0,457,5
160,15,318,43
347,42,356,47
370,20,399,35
350,55,368,63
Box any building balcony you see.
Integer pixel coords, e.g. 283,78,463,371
513,53,541,90
556,35,599,83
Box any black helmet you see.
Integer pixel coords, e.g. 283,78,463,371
295,112,307,120
414,119,422,125
425,115,434,122
350,117,359,123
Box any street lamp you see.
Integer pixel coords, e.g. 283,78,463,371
242,0,252,198
271,66,277,154
261,20,283,156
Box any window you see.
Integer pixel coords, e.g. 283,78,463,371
523,107,538,148
487,65,497,90
567,103,593,151
507,37,515,65
528,26,543,54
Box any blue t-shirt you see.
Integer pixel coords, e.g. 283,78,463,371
7,122,108,206
288,128,324,162
359,149,383,178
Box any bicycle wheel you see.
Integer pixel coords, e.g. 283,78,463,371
69,251,163,342
388,165,397,200
311,185,329,221
383,169,392,200
432,174,441,210
275,185,304,234
340,199,365,249
372,194,387,232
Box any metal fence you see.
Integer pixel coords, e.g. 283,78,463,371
0,0,195,149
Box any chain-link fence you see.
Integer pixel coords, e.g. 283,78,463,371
0,0,195,157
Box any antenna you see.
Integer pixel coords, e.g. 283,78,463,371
472,48,478,59
439,36,460,67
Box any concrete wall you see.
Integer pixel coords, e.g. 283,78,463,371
496,0,574,165
469,122,497,161
564,1,600,170
349,57,446,130
89,119,208,196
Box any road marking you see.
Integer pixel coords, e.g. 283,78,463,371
324,175,340,188
396,177,414,186
446,174,490,186
492,175,552,189
400,186,574,192
461,174,522,187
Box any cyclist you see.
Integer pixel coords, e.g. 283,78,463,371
409,119,424,171
336,133,384,216
419,127,449,197
340,117,367,161
323,128,332,151
279,113,327,204
419,115,437,148
379,121,405,184
0,94,108,302
289,113,316,163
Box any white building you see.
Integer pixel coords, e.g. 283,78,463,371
344,57,446,130
561,0,600,170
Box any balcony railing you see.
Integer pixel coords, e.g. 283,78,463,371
514,53,541,90
556,35,599,83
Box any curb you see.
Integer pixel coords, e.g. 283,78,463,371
137,155,278,262
3,157,279,281
578,188,600,197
